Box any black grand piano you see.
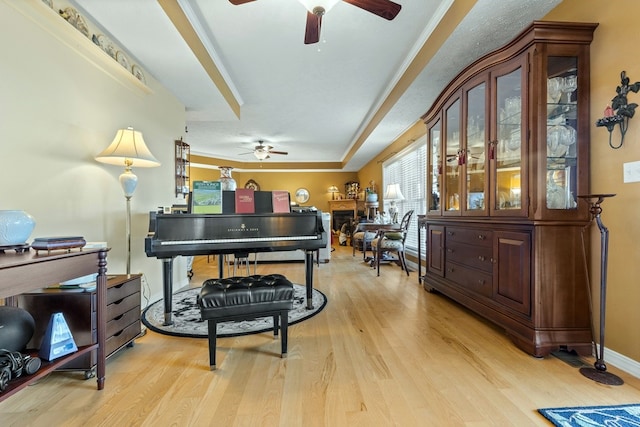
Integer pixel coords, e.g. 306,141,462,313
145,210,327,325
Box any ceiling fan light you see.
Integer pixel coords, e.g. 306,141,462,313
254,149,269,160
298,0,341,14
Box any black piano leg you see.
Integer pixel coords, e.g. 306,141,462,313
305,250,314,310
162,258,174,326
218,255,224,279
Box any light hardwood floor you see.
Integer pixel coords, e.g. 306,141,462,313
2,245,640,426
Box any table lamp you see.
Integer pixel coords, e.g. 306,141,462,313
384,183,405,223
328,185,339,200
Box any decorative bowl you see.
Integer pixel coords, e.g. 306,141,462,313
0,210,36,246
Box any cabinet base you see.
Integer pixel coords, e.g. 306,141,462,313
424,280,592,358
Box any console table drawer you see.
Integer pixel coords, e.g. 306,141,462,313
446,241,493,272
106,307,140,337
106,321,141,355
445,262,492,297
107,292,140,320
107,278,139,304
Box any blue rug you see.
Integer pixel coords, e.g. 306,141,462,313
539,403,640,426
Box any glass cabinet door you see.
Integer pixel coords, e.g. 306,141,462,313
444,99,461,213
465,82,487,213
428,119,442,212
546,56,578,211
493,65,524,214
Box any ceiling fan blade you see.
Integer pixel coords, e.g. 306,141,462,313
304,11,322,44
228,0,257,5
342,0,402,20
269,150,288,155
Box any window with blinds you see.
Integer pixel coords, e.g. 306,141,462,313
382,136,427,256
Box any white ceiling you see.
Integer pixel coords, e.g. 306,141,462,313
73,0,561,170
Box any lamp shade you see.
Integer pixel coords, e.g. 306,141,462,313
328,185,339,193
298,0,341,13
95,127,161,168
384,183,405,201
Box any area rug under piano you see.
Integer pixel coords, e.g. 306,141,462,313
141,284,327,338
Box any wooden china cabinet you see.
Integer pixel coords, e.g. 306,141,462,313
421,21,598,357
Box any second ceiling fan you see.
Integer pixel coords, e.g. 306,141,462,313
241,141,288,160
229,0,402,44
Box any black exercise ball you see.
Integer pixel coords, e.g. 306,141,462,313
0,306,35,352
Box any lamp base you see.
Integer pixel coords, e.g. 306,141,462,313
579,367,623,385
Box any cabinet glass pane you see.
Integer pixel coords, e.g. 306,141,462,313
428,120,441,211
466,83,486,211
546,56,578,210
496,68,522,210
445,99,461,211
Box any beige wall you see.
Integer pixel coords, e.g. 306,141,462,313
1,1,188,304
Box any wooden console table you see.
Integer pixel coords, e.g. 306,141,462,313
0,248,108,402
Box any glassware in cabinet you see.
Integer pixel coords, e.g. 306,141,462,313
546,56,579,210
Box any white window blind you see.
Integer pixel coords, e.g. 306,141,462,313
382,136,427,254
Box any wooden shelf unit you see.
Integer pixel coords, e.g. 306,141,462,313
0,249,108,402
18,274,141,379
175,139,190,197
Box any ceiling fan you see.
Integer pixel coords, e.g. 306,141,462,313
240,141,289,160
229,0,402,44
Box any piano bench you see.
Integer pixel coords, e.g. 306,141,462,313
197,274,294,370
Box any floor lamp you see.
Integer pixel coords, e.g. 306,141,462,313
96,127,160,276
577,193,623,385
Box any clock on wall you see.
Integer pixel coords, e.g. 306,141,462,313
295,188,310,204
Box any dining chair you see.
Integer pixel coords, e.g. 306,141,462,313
371,210,414,276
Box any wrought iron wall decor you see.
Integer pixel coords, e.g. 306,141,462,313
596,71,640,149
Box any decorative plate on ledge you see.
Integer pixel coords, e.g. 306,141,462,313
116,51,130,70
132,65,145,84
245,179,260,191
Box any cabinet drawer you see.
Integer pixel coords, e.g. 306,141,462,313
107,307,140,337
445,262,492,297
445,227,492,247
446,241,493,273
107,277,140,304
106,321,140,355
107,292,140,321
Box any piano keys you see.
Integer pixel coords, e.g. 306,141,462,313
145,211,327,325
